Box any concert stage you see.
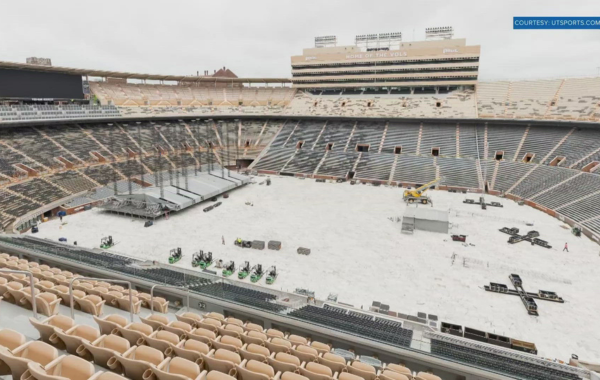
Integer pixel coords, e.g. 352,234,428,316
99,168,250,218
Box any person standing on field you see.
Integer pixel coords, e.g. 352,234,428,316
563,242,569,252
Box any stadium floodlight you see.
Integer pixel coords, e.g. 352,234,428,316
356,32,402,50
315,35,337,48
425,26,454,40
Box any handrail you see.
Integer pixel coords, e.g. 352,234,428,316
69,276,133,322
0,269,37,319
150,284,189,314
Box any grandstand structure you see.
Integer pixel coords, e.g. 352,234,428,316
1,32,600,380
291,37,480,91
1,116,598,243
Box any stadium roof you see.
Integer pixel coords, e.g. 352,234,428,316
0,60,291,83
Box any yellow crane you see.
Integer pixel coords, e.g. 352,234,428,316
403,177,442,204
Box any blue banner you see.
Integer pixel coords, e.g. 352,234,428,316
514,17,600,29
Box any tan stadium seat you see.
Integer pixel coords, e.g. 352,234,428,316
25,355,96,380
199,349,241,375
281,372,309,380
265,329,284,339
94,314,129,335
21,292,61,317
244,323,263,333
236,359,276,380
211,335,242,353
122,288,139,297
117,295,143,314
167,339,210,362
108,345,165,380
95,282,111,289
4,261,18,271
57,277,78,287
378,370,410,380
52,275,67,285
138,293,152,308
0,260,11,272
176,312,203,326
163,321,193,336
35,281,56,292
265,337,292,354
147,297,169,314
198,318,221,332
88,287,110,298
224,317,243,327
0,253,9,259
241,330,267,345
2,281,22,303
102,291,124,307
28,267,42,278
188,328,217,344
91,372,129,380
17,258,28,265
55,288,86,307
384,365,411,377
9,273,31,286
74,282,94,293
206,371,236,380
219,324,244,339
109,285,125,293
116,322,153,346
0,329,26,352
268,352,301,373
140,313,170,331
76,295,106,316
142,330,181,354
299,362,334,380
38,265,51,271
52,325,100,359
309,341,330,355
40,271,56,283
0,278,9,298
17,264,30,271
348,361,377,380
290,345,318,363
30,315,75,348
338,373,365,380
46,285,68,303
205,312,224,321
81,334,131,368
0,341,58,379
48,268,62,275
9,283,40,305
415,373,440,380
60,271,75,278
147,356,204,380
317,352,346,373
287,334,308,346
28,262,39,268
240,343,270,362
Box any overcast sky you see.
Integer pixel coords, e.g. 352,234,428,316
1,0,599,81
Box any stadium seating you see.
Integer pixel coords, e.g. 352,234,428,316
89,82,295,107
0,116,599,239
288,305,413,348
0,104,120,122
430,337,580,380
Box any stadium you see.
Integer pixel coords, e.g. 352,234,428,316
1,22,600,380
